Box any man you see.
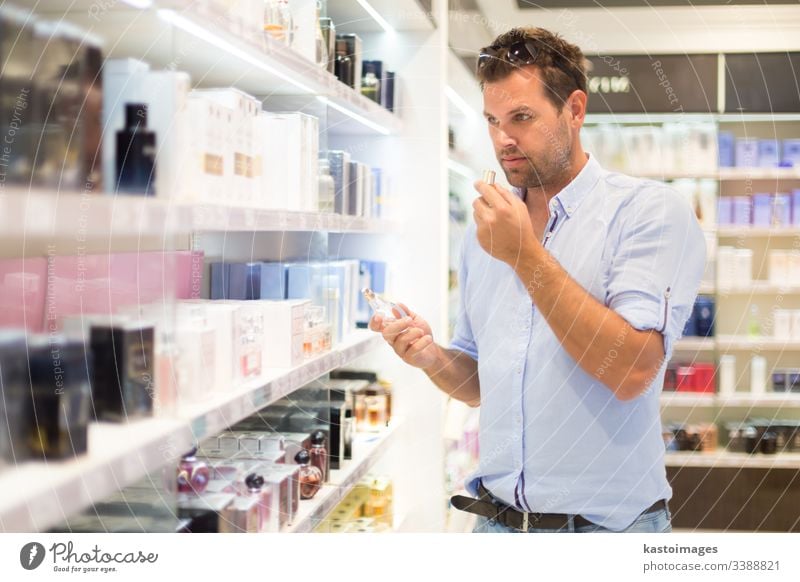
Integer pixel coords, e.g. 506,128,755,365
369,27,704,532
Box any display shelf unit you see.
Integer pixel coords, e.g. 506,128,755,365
718,168,800,181
665,451,800,469
182,331,383,438
38,0,402,136
717,281,800,294
0,190,399,237
661,392,800,408
0,331,383,533
0,419,192,533
285,420,403,533
717,227,800,238
673,337,716,352
716,335,800,351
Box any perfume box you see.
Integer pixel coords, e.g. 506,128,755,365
174,303,217,402
0,6,37,187
0,331,32,465
103,59,191,198
735,138,759,168
793,190,800,226
758,139,780,168
774,193,791,226
181,300,237,393
184,95,228,204
178,493,236,533
192,88,261,207
718,131,735,168
32,19,103,191
732,196,752,225
213,300,264,380
27,335,91,459
258,300,309,368
753,193,772,226
90,322,155,421
0,258,48,332
783,139,800,167
327,150,351,214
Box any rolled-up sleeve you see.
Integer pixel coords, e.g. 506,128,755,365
449,226,479,361
604,186,706,361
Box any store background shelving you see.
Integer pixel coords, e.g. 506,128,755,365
0,0,452,533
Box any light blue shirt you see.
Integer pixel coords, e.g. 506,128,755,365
450,154,705,531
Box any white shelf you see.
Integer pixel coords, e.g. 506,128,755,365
0,330,383,532
717,335,800,351
585,113,800,125
661,393,800,408
182,331,383,438
698,282,716,294
0,419,193,533
673,337,716,352
665,450,800,469
327,0,436,33
718,168,800,180
285,420,402,533
38,0,401,136
0,190,397,237
716,227,800,238
718,281,800,294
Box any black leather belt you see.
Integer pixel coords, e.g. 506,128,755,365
451,483,667,531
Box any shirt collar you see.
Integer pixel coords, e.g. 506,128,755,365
512,153,603,218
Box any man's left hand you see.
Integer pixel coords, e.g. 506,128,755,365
472,180,539,267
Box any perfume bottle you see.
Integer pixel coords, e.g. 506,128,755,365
294,449,322,499
748,304,761,338
362,288,408,322
309,430,329,482
361,61,381,103
115,103,156,195
334,39,354,87
243,473,273,533
313,0,327,68
263,0,292,45
176,447,210,494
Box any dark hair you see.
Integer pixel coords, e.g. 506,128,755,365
477,27,588,110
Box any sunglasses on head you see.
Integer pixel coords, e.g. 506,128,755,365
477,39,539,70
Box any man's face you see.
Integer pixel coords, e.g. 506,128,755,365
483,67,574,190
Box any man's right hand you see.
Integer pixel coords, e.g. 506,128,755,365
368,303,440,370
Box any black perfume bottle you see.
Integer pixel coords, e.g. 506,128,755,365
334,39,354,88
116,103,156,195
27,336,91,460
0,331,31,465
90,322,155,421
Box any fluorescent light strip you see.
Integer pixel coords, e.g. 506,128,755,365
356,0,396,35
317,96,391,135
447,159,476,180
446,85,477,119
121,0,154,8
157,9,315,94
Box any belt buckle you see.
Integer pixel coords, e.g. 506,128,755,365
520,512,528,532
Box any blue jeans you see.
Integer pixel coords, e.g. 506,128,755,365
472,506,672,533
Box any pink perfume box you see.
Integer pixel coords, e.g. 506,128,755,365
0,258,48,332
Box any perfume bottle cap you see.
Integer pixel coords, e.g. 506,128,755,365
182,446,198,460
244,473,264,491
311,430,326,446
125,103,148,129
482,170,496,185
294,449,311,465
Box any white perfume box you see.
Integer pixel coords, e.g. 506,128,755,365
102,59,191,199
260,112,319,211
184,95,229,205
258,299,309,368
181,300,237,393
288,0,318,64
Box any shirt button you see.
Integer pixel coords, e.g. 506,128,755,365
567,206,574,213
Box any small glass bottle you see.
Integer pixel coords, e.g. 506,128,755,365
314,0,327,68
334,39,354,87
361,61,381,103
294,449,322,499
176,447,210,494
309,430,329,482
362,288,408,322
